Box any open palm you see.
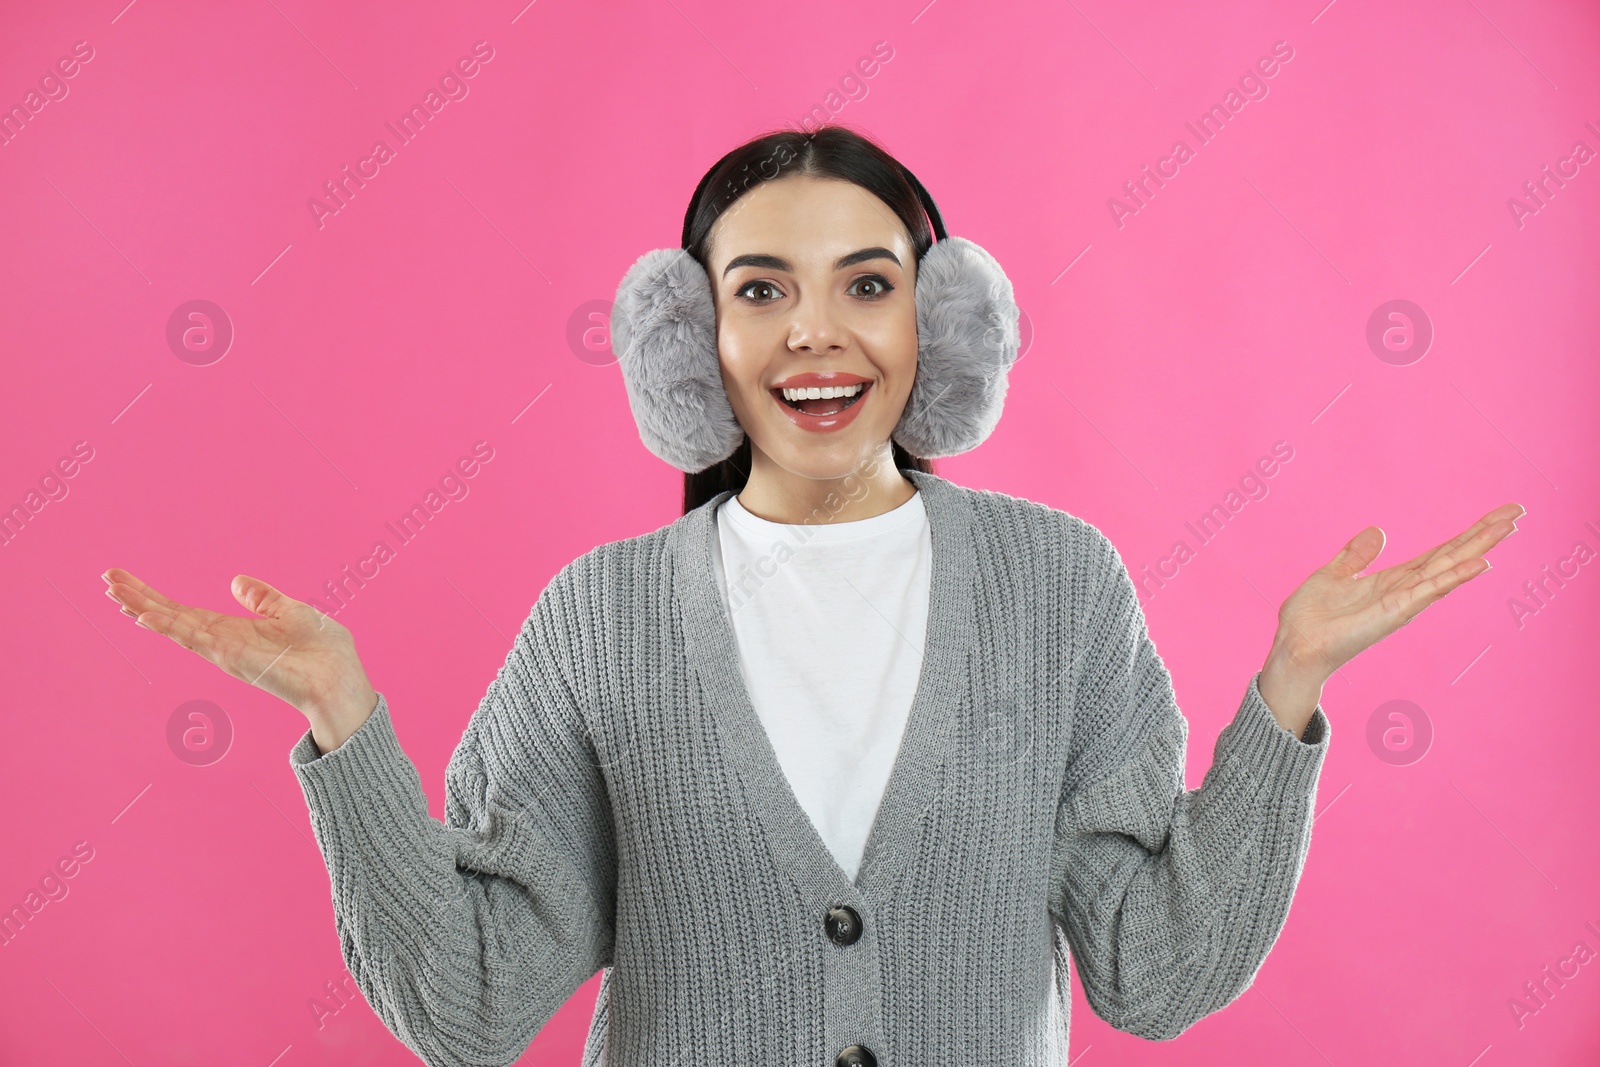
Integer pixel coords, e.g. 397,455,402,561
102,568,373,719
1276,501,1524,680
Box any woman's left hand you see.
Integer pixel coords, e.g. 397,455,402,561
1272,500,1526,683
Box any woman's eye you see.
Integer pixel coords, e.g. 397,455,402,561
736,281,781,304
851,275,895,299
735,276,894,304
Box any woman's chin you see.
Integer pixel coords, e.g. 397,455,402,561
753,432,892,482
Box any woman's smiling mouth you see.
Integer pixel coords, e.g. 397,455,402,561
768,374,874,432
775,381,867,415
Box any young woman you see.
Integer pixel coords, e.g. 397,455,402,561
102,126,1521,1066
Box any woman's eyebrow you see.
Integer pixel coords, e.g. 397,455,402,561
721,246,902,277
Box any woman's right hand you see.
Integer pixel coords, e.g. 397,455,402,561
102,568,378,752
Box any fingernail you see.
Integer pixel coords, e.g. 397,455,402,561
101,572,112,584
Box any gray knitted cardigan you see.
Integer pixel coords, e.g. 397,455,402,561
289,468,1330,1066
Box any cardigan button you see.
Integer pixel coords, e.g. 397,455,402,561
836,1045,877,1067
824,905,863,946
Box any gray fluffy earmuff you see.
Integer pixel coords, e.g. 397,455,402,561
609,235,1021,474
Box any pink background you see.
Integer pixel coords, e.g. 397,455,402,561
2,0,1597,1063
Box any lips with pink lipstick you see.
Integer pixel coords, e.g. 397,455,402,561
769,371,873,424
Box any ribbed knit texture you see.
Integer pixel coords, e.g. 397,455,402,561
289,469,1330,1066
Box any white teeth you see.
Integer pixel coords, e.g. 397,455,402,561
779,383,864,402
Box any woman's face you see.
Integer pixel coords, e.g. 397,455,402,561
705,174,918,481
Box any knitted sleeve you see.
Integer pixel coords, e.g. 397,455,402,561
1047,524,1330,1042
288,561,617,1067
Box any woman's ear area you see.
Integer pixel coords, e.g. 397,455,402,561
609,246,743,473
893,236,1021,459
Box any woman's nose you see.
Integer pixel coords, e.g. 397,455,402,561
786,295,848,354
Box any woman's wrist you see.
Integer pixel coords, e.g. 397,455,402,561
1258,638,1328,740
304,682,379,755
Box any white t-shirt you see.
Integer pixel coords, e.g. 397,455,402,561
709,487,933,883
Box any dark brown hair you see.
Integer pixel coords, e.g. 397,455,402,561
678,124,937,515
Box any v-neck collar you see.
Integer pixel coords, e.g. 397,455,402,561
671,468,977,905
